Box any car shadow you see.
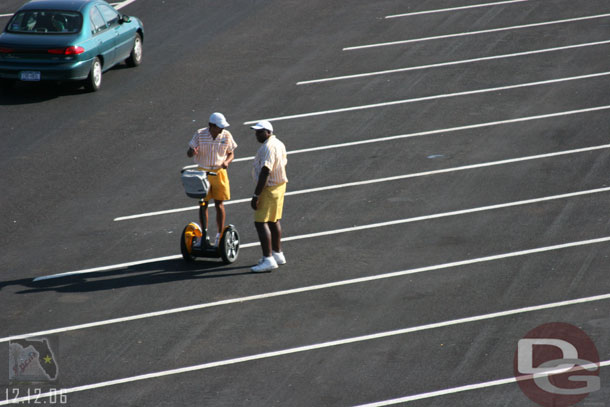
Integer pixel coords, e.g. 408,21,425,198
0,64,130,105
0,81,83,104
0,258,256,295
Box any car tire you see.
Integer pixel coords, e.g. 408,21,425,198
126,33,142,67
0,78,15,91
84,57,102,92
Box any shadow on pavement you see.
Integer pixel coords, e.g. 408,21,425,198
0,258,255,294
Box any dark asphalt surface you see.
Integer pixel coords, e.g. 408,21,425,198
1,0,609,405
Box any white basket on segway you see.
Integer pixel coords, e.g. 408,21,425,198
180,169,210,199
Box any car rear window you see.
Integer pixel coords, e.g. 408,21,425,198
7,10,82,34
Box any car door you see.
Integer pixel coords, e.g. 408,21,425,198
89,5,116,68
97,3,133,63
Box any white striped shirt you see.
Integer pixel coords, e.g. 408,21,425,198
189,128,237,170
253,135,288,186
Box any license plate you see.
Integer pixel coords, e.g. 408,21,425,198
19,71,41,81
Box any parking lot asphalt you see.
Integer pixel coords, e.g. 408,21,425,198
1,0,609,405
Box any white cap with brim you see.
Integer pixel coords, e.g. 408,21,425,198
250,120,273,132
209,112,230,128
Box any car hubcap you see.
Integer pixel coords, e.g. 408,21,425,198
134,39,142,62
93,61,101,86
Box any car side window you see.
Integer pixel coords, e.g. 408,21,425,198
90,7,106,34
97,4,120,27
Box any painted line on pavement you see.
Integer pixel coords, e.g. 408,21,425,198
11,236,610,342
36,185,610,281
353,360,610,406
302,39,610,85
385,0,530,19
184,104,610,170
348,13,610,49
243,71,610,124
115,142,610,221
3,291,610,405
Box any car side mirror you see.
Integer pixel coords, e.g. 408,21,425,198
119,15,131,24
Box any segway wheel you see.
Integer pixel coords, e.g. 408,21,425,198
219,225,240,264
181,223,202,262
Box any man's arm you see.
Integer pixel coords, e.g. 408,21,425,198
251,167,270,210
221,151,234,169
187,146,198,157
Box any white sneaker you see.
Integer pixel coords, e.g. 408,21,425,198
251,256,278,273
272,251,286,265
213,233,220,247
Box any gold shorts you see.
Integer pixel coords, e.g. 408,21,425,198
199,167,230,201
255,183,286,223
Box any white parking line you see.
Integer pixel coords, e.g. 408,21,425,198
347,13,610,50
36,185,610,282
353,360,610,406
185,105,610,173
243,71,610,124
115,142,610,221
301,39,610,85
3,291,610,405
385,0,530,19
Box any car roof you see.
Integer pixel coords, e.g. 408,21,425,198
18,0,102,12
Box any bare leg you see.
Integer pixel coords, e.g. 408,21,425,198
215,200,225,234
268,221,282,253
254,222,272,257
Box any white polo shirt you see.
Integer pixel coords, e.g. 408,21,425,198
189,128,237,170
253,135,288,187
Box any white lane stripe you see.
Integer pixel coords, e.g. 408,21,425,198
0,13,12,17
115,142,610,221
12,236,610,341
243,72,610,124
302,39,610,85
3,292,610,405
113,0,139,10
349,13,610,49
179,105,610,170
385,0,529,18
35,185,610,281
278,186,610,242
353,360,610,406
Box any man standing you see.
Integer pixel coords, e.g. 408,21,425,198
187,112,237,246
250,120,288,272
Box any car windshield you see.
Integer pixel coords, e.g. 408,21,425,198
7,10,82,34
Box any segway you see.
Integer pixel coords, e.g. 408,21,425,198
180,168,240,264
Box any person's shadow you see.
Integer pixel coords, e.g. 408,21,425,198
0,259,254,295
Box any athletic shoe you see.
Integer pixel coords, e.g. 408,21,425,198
213,233,220,247
251,256,278,273
272,251,286,265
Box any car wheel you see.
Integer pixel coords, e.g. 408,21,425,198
85,57,102,92
0,79,15,91
126,33,142,67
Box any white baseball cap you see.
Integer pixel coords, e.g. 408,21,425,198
250,120,273,132
209,112,230,128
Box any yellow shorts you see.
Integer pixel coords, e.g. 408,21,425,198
255,183,286,223
199,167,230,202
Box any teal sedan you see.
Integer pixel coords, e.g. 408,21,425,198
0,0,143,92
